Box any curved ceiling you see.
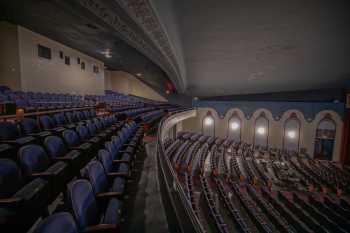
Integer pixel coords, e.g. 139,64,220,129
0,0,185,96
151,0,350,97
2,0,350,99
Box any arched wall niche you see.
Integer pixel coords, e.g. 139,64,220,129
250,109,274,147
253,111,270,148
282,112,301,153
181,107,344,161
224,108,246,141
313,110,343,161
202,110,215,136
314,113,337,160
227,111,242,142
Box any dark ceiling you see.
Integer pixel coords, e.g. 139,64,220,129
1,0,350,100
0,0,174,97
153,0,350,97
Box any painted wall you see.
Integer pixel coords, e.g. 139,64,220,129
0,23,106,94
0,21,21,90
182,107,344,161
105,70,167,102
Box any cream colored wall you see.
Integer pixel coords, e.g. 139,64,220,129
17,26,105,95
181,107,344,161
0,21,21,90
105,70,167,101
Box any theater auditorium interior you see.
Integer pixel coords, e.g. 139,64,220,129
1,0,350,233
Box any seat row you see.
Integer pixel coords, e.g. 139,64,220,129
32,120,146,232
0,110,148,232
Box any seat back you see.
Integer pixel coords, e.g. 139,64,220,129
35,212,78,233
21,118,40,134
54,113,67,126
65,112,75,123
67,180,99,230
82,110,90,119
105,141,118,157
0,122,19,140
73,111,83,121
98,149,113,173
0,159,22,198
40,115,55,130
93,119,103,131
63,130,80,147
44,136,67,158
76,126,90,140
82,161,108,195
86,123,97,137
18,144,50,176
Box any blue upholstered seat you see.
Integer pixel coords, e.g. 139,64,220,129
18,144,69,200
40,115,66,133
82,161,125,197
0,159,50,232
44,136,83,175
98,149,130,177
0,122,37,148
20,118,52,139
35,212,78,233
67,179,122,231
76,125,100,145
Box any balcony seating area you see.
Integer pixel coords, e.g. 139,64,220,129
0,86,172,114
164,131,350,233
0,88,181,232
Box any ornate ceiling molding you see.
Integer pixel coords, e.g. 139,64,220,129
116,0,184,88
75,0,183,91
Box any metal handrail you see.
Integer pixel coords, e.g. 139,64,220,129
157,109,206,233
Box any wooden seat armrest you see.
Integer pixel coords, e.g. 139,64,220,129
83,224,117,233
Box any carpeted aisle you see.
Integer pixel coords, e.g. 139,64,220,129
120,140,170,233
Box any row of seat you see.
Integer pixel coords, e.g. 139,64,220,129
0,86,166,113
166,131,350,233
200,176,229,233
31,115,151,232
1,101,177,232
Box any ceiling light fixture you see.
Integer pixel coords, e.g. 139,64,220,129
101,49,112,58
136,73,142,77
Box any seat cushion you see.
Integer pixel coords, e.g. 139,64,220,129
37,131,51,137
53,127,66,133
97,132,107,138
110,177,125,194
35,212,78,233
46,161,67,175
120,153,131,162
66,150,80,160
89,137,100,144
102,198,122,225
79,143,92,151
15,136,36,145
118,163,129,173
14,178,48,199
